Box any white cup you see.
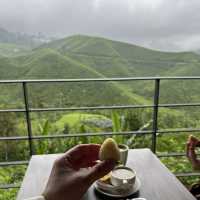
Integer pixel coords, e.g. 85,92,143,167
118,144,129,165
111,166,136,190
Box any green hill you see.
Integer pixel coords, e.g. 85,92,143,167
5,34,200,79
39,35,200,107
0,46,148,108
1,34,200,111
38,35,200,79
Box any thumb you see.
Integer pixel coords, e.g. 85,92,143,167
87,160,116,183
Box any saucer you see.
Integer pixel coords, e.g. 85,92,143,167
94,177,141,198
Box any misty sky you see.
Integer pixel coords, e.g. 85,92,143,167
0,0,200,51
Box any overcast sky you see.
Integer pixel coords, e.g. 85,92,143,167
0,0,200,51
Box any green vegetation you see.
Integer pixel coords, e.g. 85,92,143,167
55,113,110,131
0,34,200,199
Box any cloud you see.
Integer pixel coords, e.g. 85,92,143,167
0,0,200,51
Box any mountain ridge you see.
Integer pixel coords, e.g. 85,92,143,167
0,34,200,110
37,34,199,58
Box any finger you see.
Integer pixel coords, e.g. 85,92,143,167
189,148,200,170
187,144,196,160
186,142,190,158
188,135,195,145
189,135,199,147
86,160,116,183
190,148,197,162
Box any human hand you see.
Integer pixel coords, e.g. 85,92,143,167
43,144,116,200
186,135,200,170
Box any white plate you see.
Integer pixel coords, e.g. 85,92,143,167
94,177,141,198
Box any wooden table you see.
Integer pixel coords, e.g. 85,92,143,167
17,149,196,200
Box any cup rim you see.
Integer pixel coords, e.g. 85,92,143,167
118,144,129,151
111,166,136,180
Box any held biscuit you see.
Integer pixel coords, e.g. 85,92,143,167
99,138,120,162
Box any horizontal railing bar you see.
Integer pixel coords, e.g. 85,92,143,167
30,105,152,112
1,127,200,141
0,130,152,141
175,172,200,177
1,76,200,84
0,136,29,141
158,152,186,157
0,183,20,189
157,128,200,134
158,152,200,157
0,129,200,141
0,160,29,167
0,108,26,113
1,103,200,113
159,103,200,108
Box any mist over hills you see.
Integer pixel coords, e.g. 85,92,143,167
0,27,50,46
0,27,52,57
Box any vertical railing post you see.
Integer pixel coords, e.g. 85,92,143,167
152,79,160,153
22,82,34,156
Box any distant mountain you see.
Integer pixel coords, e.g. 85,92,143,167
0,34,200,113
0,27,50,48
40,36,200,108
38,35,200,77
0,27,54,57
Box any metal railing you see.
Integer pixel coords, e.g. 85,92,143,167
1,76,200,189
